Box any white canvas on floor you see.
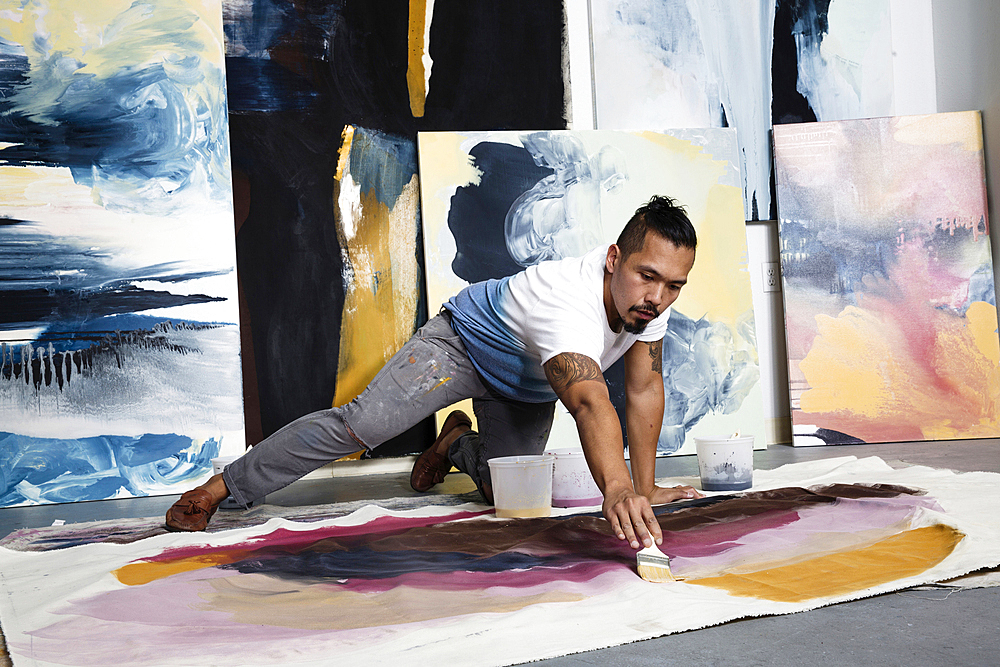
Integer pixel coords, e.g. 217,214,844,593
1,456,998,667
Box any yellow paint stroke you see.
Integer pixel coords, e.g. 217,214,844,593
632,131,749,326
966,300,1000,365
923,300,1000,440
685,182,752,327
114,551,252,586
635,130,719,165
416,132,484,204
799,301,1000,440
332,131,421,407
894,111,983,152
0,165,63,206
406,0,428,117
425,376,452,394
687,524,964,603
334,125,355,180
198,574,584,630
799,306,899,420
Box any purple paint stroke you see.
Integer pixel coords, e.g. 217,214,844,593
661,507,802,558
669,495,938,576
21,568,631,667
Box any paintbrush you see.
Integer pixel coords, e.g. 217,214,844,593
636,543,676,583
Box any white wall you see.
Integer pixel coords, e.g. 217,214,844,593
891,0,938,116
745,220,793,444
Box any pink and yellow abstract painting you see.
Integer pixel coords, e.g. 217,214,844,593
773,111,1000,445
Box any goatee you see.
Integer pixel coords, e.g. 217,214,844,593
623,306,659,334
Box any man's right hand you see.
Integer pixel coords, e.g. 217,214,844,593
602,480,663,549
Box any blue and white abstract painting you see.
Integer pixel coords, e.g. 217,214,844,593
0,0,244,506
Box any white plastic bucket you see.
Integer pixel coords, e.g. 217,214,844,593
211,455,240,476
546,449,602,507
488,455,553,518
694,435,754,491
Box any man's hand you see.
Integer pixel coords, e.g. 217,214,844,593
602,480,662,549
647,484,702,506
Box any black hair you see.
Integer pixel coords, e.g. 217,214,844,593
616,195,697,259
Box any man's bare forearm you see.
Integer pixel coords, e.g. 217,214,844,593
544,353,631,493
625,389,663,496
623,339,665,497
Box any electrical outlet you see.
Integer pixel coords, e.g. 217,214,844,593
762,261,780,292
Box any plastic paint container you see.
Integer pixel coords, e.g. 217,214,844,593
210,455,255,509
694,435,754,491
488,455,554,518
546,449,602,507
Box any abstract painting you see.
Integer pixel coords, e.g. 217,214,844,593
590,0,775,220
590,0,896,221
224,1,568,449
2,456,998,666
773,111,1000,445
329,125,422,408
772,0,894,125
0,0,244,505
418,129,763,455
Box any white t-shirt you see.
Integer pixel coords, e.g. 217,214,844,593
445,244,670,402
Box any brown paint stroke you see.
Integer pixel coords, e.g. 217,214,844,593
371,485,926,557
655,484,926,534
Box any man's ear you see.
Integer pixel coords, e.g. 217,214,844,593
606,244,620,273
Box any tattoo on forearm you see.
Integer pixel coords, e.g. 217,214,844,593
647,341,662,373
544,352,603,394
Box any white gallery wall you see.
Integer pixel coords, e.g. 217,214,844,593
568,0,1000,444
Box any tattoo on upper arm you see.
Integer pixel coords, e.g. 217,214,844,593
646,340,662,373
544,352,603,394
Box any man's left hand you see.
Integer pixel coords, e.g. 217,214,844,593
646,484,703,506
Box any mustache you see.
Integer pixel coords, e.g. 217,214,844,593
629,305,660,318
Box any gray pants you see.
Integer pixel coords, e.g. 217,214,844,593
224,313,555,507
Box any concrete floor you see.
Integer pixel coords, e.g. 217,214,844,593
1,439,998,666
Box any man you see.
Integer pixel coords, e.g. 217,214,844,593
166,195,702,549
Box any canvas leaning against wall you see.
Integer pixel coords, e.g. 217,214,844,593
0,0,245,506
418,129,764,456
773,111,1000,446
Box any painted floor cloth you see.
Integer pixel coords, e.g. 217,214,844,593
0,456,998,666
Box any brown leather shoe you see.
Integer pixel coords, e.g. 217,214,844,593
410,410,472,492
165,488,221,532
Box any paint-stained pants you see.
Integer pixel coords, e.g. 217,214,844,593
223,313,555,507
